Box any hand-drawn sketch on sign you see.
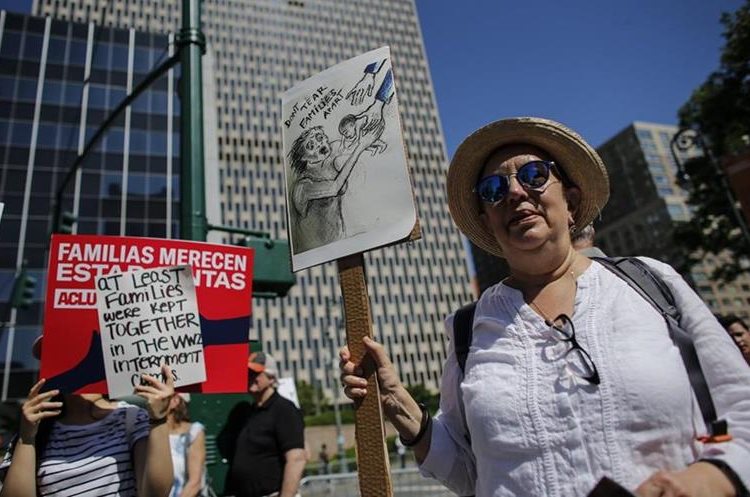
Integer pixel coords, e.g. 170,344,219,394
282,46,419,271
95,265,207,398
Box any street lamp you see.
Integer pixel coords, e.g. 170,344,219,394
669,127,750,248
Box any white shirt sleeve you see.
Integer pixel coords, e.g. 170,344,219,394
639,257,750,487
418,312,477,496
189,422,206,444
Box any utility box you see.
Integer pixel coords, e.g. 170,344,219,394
188,393,248,495
242,238,295,298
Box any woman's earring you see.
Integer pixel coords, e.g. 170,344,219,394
569,222,576,234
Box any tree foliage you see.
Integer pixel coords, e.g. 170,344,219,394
405,383,440,414
295,379,329,415
674,0,750,282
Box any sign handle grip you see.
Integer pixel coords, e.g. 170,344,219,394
337,253,393,497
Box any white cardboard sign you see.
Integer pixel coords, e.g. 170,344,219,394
95,265,206,398
281,46,418,271
276,377,300,408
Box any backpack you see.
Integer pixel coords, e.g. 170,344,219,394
452,256,729,442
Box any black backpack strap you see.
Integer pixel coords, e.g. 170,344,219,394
592,256,723,437
452,301,477,478
453,302,477,374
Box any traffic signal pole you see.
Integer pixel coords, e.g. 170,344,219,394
173,2,296,295
177,0,207,242
2,264,37,400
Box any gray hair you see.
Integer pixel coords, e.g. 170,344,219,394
571,223,596,245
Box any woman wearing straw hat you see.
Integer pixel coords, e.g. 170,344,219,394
339,117,750,497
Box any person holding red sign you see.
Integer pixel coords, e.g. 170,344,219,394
0,362,175,497
339,117,750,497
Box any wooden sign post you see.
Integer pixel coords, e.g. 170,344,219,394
281,47,419,496
338,254,393,497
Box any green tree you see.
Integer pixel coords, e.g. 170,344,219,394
296,380,316,415
405,383,440,414
674,0,750,282
295,379,329,415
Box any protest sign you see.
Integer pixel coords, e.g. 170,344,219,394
280,47,423,497
95,265,206,398
41,234,253,394
281,46,419,271
276,377,300,409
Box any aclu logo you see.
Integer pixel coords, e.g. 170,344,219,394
54,289,97,309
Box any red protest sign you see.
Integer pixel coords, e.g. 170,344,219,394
40,234,254,394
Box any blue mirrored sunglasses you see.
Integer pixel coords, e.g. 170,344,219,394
474,160,556,204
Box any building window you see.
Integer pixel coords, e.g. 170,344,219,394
658,186,675,197
666,202,688,221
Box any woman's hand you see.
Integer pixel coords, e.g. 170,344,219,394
635,462,736,497
346,72,375,106
134,364,175,421
339,336,402,400
19,379,62,444
339,337,432,461
339,342,366,399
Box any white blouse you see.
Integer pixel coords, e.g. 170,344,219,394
420,258,750,497
169,422,206,497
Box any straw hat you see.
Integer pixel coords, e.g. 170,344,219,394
447,117,609,258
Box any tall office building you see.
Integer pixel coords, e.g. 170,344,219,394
32,0,473,394
0,10,190,397
597,121,750,320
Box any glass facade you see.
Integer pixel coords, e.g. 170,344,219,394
0,11,180,396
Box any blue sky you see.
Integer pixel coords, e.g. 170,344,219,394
415,0,744,152
1,0,742,151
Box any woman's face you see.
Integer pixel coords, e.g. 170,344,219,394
302,130,332,165
727,322,750,359
168,394,181,412
478,145,579,257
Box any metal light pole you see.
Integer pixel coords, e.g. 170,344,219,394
177,0,207,242
670,128,750,248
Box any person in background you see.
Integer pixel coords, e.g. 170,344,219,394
0,339,174,497
217,352,307,497
317,444,329,475
395,437,407,469
717,314,750,366
570,222,606,258
340,117,750,497
167,393,207,497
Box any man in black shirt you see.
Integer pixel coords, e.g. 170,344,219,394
218,352,307,497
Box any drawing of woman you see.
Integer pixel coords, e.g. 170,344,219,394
287,118,385,253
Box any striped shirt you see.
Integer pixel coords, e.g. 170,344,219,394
36,403,149,497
